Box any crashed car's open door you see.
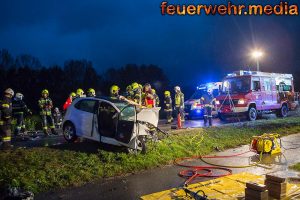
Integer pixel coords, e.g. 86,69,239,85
115,105,136,144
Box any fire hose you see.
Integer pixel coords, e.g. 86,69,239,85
174,150,264,186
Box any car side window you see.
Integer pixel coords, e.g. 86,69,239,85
74,100,97,113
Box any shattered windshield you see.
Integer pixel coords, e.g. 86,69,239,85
113,102,129,110
222,77,251,94
117,104,136,121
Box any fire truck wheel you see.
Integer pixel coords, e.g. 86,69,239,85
247,107,257,121
276,104,288,118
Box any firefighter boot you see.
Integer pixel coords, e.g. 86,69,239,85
1,141,12,151
204,116,208,126
208,116,212,127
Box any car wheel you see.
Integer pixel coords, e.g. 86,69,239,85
276,104,288,118
63,122,78,143
127,136,146,154
247,107,257,121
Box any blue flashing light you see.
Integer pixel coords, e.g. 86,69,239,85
196,109,201,113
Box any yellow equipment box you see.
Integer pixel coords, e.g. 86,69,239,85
141,173,300,200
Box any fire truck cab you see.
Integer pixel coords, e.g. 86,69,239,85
216,70,299,121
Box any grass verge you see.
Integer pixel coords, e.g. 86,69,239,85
289,163,300,172
1,117,300,193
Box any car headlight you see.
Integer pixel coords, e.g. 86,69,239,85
238,99,245,105
215,100,220,105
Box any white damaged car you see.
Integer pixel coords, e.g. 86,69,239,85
62,97,161,153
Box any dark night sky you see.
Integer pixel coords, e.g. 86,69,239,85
1,0,299,85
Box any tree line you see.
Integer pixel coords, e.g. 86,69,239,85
0,49,170,113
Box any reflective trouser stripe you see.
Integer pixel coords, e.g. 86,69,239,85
0,121,3,125
2,104,9,108
43,127,48,130
2,136,11,142
49,125,55,129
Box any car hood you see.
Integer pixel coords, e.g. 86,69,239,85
137,107,160,126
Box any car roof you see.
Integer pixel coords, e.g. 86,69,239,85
73,96,129,104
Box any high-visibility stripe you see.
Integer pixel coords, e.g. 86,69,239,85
2,136,11,142
2,104,10,108
43,127,48,130
49,125,55,129
0,121,3,125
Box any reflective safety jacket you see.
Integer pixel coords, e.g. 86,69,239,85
175,92,184,108
12,99,30,116
164,96,172,111
38,97,53,116
0,96,12,125
200,93,216,107
132,89,142,105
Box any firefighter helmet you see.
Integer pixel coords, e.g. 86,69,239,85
42,89,49,95
174,86,181,91
87,88,96,96
15,93,24,100
131,82,139,90
126,85,132,91
110,85,120,95
164,91,171,96
4,88,14,96
76,88,84,96
70,92,76,97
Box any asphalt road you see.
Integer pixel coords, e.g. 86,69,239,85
35,133,300,200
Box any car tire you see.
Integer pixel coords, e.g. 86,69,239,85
127,136,146,154
63,122,78,143
247,107,257,121
276,104,288,118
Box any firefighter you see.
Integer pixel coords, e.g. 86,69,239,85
174,86,185,122
125,85,133,100
53,107,63,129
164,91,173,123
110,85,121,99
152,89,160,107
63,92,76,111
38,89,57,135
200,88,216,126
131,82,142,105
87,88,96,97
0,88,14,150
12,93,32,136
143,83,155,108
75,88,85,99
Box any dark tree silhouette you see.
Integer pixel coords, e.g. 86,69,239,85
0,49,171,111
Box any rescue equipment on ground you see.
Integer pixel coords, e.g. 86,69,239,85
250,133,282,155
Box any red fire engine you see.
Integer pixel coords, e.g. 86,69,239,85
216,70,299,121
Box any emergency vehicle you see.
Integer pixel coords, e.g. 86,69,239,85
184,82,222,119
216,70,299,121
